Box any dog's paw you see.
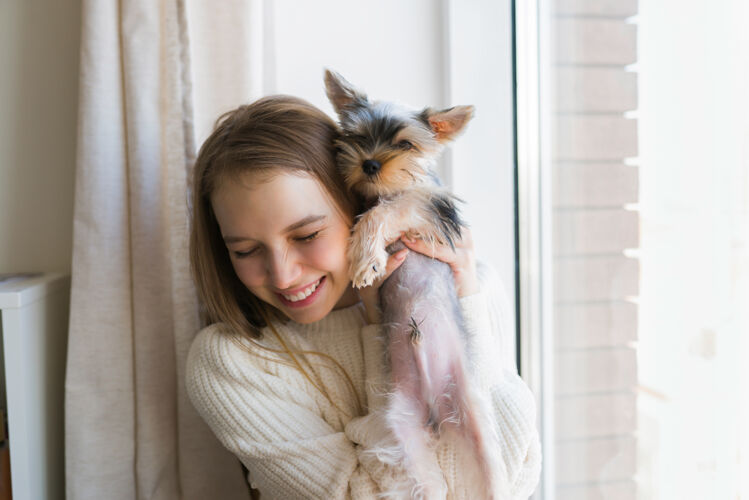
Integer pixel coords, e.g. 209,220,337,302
350,250,388,288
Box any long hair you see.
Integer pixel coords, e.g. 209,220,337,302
190,95,355,337
189,95,360,414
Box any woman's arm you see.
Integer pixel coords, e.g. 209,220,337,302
186,324,410,500
455,269,542,498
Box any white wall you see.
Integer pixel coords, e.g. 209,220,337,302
637,0,749,497
272,0,445,118
0,0,81,274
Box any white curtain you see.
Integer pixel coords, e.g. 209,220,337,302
65,0,265,497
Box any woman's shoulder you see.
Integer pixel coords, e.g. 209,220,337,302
187,323,273,382
188,322,238,364
186,322,331,423
190,322,234,349
186,323,292,410
188,324,236,383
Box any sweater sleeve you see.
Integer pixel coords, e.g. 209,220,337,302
452,263,542,499
186,325,407,500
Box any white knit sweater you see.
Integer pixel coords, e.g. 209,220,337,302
186,266,541,499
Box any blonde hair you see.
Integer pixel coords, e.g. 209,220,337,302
190,95,360,414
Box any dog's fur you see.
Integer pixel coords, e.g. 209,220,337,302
325,70,505,499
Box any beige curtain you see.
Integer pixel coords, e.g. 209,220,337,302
65,0,265,498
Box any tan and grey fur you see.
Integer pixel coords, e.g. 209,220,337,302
325,70,505,499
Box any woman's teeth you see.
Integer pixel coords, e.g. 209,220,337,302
282,278,322,302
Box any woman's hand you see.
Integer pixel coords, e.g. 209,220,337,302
357,246,409,324
402,227,479,298
356,227,479,324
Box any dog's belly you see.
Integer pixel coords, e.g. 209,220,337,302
379,241,468,423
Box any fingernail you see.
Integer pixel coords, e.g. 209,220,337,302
396,249,408,260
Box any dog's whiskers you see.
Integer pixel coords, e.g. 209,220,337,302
400,168,417,182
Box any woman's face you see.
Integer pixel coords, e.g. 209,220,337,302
210,170,358,324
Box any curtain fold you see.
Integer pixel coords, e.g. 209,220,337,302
66,0,262,497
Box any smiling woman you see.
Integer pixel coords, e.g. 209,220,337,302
186,94,541,499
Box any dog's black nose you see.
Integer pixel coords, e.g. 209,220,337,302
362,159,381,176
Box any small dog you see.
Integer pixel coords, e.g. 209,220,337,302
325,70,504,499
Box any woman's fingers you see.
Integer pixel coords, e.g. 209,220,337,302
401,227,474,263
400,228,479,298
402,235,455,263
386,247,409,273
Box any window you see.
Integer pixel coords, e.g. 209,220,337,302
517,0,749,498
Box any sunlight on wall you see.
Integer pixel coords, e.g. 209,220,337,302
637,1,749,497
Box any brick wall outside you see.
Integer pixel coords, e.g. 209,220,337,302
550,0,640,498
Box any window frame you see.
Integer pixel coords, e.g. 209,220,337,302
513,0,556,498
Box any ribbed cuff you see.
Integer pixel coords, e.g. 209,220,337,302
459,289,504,392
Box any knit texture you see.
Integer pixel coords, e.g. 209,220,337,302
186,265,541,499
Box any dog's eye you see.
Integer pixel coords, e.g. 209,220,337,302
397,140,414,150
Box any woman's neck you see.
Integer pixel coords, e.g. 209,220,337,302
333,285,360,310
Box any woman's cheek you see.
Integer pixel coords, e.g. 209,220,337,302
231,257,266,288
303,237,347,270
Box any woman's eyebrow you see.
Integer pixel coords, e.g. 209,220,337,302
222,215,327,244
283,214,327,233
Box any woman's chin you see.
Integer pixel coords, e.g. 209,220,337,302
281,306,329,324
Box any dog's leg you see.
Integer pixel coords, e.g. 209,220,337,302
348,190,462,288
348,207,390,288
387,389,447,500
440,360,506,500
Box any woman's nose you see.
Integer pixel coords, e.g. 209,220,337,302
266,248,301,290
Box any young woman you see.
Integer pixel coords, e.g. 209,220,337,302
186,95,541,499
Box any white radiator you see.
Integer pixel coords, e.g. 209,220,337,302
0,273,69,500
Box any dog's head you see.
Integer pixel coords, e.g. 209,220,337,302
324,69,474,199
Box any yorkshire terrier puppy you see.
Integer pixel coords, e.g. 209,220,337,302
325,70,504,500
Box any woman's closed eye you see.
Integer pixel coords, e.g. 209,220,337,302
232,229,322,259
295,230,321,242
233,246,260,258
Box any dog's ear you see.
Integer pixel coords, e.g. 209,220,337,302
424,105,475,143
324,69,368,117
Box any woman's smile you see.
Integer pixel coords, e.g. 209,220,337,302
276,276,325,307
